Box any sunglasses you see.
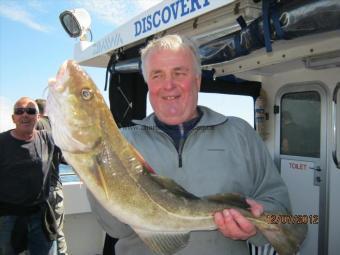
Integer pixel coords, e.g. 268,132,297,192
14,107,38,115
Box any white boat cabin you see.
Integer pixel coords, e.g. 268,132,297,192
59,0,340,254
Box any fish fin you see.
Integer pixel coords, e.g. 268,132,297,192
149,175,200,200
93,158,110,199
204,193,249,209
130,144,156,174
254,214,308,255
134,228,190,255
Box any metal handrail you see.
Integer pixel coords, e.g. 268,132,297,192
59,172,77,177
332,82,340,169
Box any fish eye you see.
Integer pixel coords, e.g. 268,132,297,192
81,88,93,100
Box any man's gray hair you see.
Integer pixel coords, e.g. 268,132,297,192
140,34,201,81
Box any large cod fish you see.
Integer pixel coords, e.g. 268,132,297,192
47,60,307,255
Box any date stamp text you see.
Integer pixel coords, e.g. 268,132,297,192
266,214,319,224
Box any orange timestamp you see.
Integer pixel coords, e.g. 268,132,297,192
266,214,319,224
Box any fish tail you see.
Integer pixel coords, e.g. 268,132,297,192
252,214,308,255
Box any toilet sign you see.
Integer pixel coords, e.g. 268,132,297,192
281,159,314,172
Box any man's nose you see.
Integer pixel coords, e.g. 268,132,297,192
163,76,176,90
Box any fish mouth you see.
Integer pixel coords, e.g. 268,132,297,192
47,64,98,153
48,61,69,93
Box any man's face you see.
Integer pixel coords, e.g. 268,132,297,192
12,99,39,133
145,48,201,125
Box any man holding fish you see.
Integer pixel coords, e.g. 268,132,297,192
89,34,294,254
47,35,306,255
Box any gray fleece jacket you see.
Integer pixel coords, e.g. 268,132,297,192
88,106,291,255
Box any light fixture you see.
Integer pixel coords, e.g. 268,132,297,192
59,8,92,41
304,51,340,70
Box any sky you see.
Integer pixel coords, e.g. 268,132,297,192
0,0,253,132
0,0,162,131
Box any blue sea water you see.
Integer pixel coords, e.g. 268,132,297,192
59,164,80,183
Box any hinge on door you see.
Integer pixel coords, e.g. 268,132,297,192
274,105,280,114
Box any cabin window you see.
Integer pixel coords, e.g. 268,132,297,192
146,93,254,127
280,91,321,157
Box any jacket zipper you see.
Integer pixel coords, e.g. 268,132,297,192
178,124,184,168
154,125,198,168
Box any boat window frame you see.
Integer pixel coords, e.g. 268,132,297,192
279,90,321,158
332,82,340,169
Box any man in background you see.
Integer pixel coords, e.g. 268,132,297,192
36,99,52,131
36,98,68,255
0,97,55,254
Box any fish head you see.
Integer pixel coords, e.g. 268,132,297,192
47,60,106,153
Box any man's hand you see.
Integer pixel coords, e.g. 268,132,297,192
213,198,264,240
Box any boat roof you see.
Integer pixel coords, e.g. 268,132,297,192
74,0,260,67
